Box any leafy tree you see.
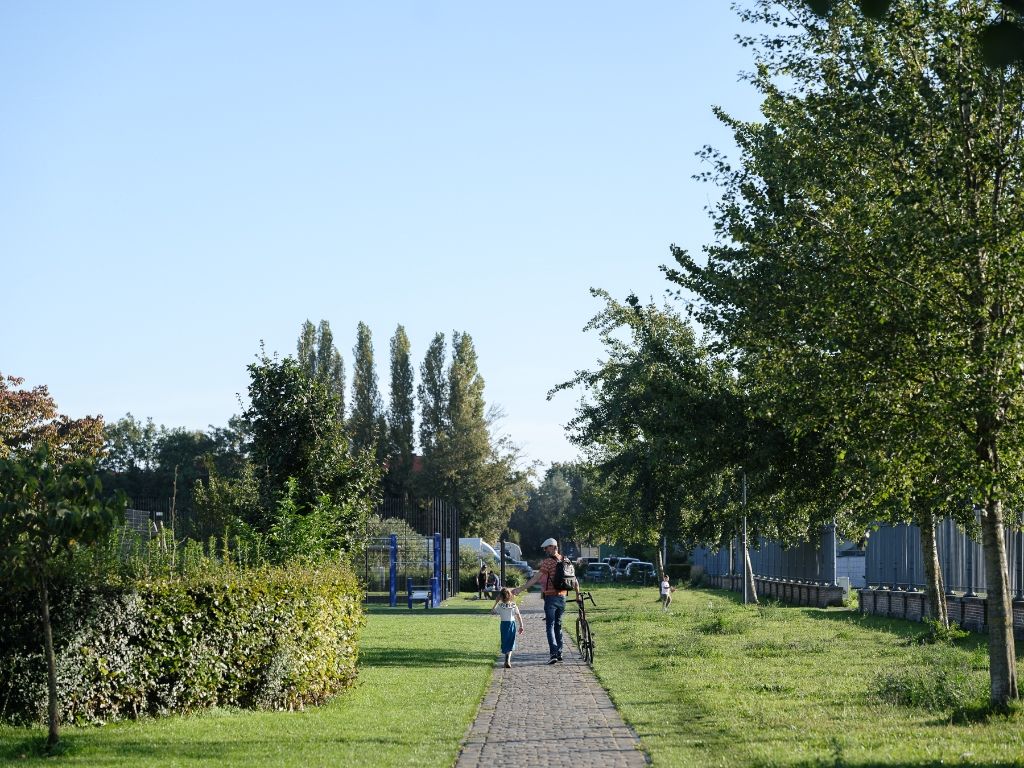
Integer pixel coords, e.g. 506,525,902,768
385,324,416,499
417,332,448,460
422,332,528,537
511,463,586,556
297,319,346,422
0,445,125,746
800,0,1024,67
98,414,248,536
349,322,386,457
100,413,157,473
0,372,104,464
242,351,380,555
671,0,1021,704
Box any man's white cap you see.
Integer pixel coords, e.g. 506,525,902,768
541,538,558,548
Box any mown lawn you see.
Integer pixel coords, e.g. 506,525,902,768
0,596,496,767
583,583,1023,767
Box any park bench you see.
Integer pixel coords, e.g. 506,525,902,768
407,578,434,609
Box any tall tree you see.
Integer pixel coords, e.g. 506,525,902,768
349,322,385,457
297,319,346,422
426,332,527,537
671,0,1022,705
386,324,415,498
417,332,448,461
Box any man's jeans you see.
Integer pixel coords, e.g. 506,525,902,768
543,595,565,658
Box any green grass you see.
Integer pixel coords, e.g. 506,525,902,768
0,596,497,767
583,584,1024,767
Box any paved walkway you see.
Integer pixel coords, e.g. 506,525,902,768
455,591,648,768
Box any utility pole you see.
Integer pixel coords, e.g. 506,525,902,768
742,470,749,605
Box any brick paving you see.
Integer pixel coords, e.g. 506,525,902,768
455,591,649,767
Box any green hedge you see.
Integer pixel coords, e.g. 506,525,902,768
0,563,363,725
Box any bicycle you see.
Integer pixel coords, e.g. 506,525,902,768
574,590,597,664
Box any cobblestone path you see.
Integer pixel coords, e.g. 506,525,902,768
455,590,648,767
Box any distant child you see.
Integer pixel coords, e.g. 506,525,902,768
660,572,675,611
490,587,524,668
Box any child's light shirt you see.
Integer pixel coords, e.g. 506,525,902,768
495,601,518,621
660,579,671,596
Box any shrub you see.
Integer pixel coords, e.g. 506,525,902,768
910,619,970,646
872,652,985,712
0,562,363,725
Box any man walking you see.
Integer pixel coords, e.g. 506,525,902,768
514,538,577,664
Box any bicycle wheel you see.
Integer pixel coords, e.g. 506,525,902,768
579,619,594,664
575,615,586,656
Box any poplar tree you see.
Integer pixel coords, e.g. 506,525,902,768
386,324,415,498
417,332,448,459
349,322,385,457
296,319,345,421
430,332,526,536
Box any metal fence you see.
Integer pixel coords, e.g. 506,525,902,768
362,497,460,601
865,517,1024,598
691,517,1024,599
692,525,839,585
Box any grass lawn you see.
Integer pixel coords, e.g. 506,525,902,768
584,583,1023,767
0,596,497,767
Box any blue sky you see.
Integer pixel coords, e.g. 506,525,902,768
1,2,763,470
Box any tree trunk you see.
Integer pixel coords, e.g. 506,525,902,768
918,511,948,628
743,545,759,605
39,579,60,747
980,497,1019,707
655,540,666,578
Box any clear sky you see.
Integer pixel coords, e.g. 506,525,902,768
1,2,762,470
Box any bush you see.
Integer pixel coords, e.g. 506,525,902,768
0,562,363,725
872,651,985,712
910,619,970,646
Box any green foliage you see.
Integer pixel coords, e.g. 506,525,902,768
98,413,248,535
241,351,380,559
511,463,587,556
0,597,498,768
0,445,125,586
417,332,448,459
420,332,528,539
872,650,986,712
297,319,346,422
348,322,385,457
672,0,1023,704
910,619,970,647
385,325,415,498
0,561,363,724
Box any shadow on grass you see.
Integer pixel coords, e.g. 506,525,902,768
1,732,434,766
358,645,494,667
797,608,1002,652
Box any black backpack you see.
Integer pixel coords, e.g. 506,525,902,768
552,557,578,592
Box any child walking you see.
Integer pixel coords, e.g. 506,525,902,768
490,587,524,668
660,572,674,611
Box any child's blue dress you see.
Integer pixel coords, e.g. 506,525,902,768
496,601,518,653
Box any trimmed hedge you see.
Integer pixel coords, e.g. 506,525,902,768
0,563,363,725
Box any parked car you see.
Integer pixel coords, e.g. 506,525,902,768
613,557,639,580
575,556,599,571
624,561,657,583
583,563,612,582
